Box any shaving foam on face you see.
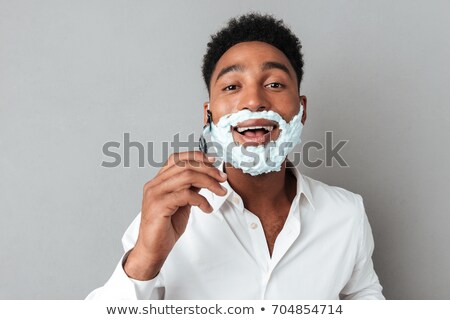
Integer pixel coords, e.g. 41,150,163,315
208,105,304,175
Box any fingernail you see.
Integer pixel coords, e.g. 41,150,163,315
207,156,216,163
220,171,227,178
221,185,227,193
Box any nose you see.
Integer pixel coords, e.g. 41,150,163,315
237,85,270,112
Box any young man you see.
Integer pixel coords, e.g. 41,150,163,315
87,13,384,299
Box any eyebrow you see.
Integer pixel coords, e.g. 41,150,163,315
214,61,292,84
261,61,292,78
215,64,245,83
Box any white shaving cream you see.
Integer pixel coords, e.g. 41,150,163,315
208,105,304,175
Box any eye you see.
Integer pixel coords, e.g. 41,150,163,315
223,84,238,91
266,82,284,89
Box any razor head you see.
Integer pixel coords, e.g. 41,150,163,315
199,110,213,153
199,132,208,153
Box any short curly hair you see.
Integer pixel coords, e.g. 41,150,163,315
202,13,304,94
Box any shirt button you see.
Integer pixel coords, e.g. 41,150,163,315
232,195,240,206
250,222,258,229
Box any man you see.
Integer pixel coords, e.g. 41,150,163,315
87,13,384,299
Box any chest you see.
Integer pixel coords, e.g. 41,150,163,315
259,215,288,256
251,202,292,256
162,209,354,299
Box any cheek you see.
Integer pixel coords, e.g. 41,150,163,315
210,101,238,122
277,103,301,123
210,108,227,124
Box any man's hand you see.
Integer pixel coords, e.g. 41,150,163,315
124,151,227,280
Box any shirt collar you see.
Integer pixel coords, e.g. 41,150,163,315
206,163,233,214
289,164,315,211
204,162,315,214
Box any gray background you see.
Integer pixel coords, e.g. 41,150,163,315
1,0,449,299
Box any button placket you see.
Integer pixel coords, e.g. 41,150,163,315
230,194,244,212
244,209,270,273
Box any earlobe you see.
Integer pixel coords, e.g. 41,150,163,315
300,95,307,125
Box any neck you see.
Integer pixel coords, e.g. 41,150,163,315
224,161,297,215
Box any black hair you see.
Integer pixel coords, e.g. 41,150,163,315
202,13,304,94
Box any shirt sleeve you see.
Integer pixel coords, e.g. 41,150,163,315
339,195,385,300
85,213,165,300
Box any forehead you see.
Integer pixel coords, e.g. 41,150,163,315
213,41,295,76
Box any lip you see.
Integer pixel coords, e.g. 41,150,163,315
232,119,280,146
235,119,278,128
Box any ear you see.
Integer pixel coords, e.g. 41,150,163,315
300,95,307,125
203,102,210,125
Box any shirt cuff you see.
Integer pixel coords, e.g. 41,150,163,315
88,250,159,300
125,252,161,299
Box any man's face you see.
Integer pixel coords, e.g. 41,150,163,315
205,41,307,146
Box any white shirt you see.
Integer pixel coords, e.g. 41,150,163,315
87,166,384,300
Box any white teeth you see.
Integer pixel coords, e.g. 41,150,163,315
236,126,274,133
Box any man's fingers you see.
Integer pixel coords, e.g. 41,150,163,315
190,186,201,193
157,169,227,197
148,159,226,189
160,151,215,174
165,189,213,214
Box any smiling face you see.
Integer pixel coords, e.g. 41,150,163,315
205,41,307,146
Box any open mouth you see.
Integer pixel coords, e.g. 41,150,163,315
235,125,275,136
232,120,279,145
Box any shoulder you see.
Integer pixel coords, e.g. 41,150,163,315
301,174,364,219
304,175,362,202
